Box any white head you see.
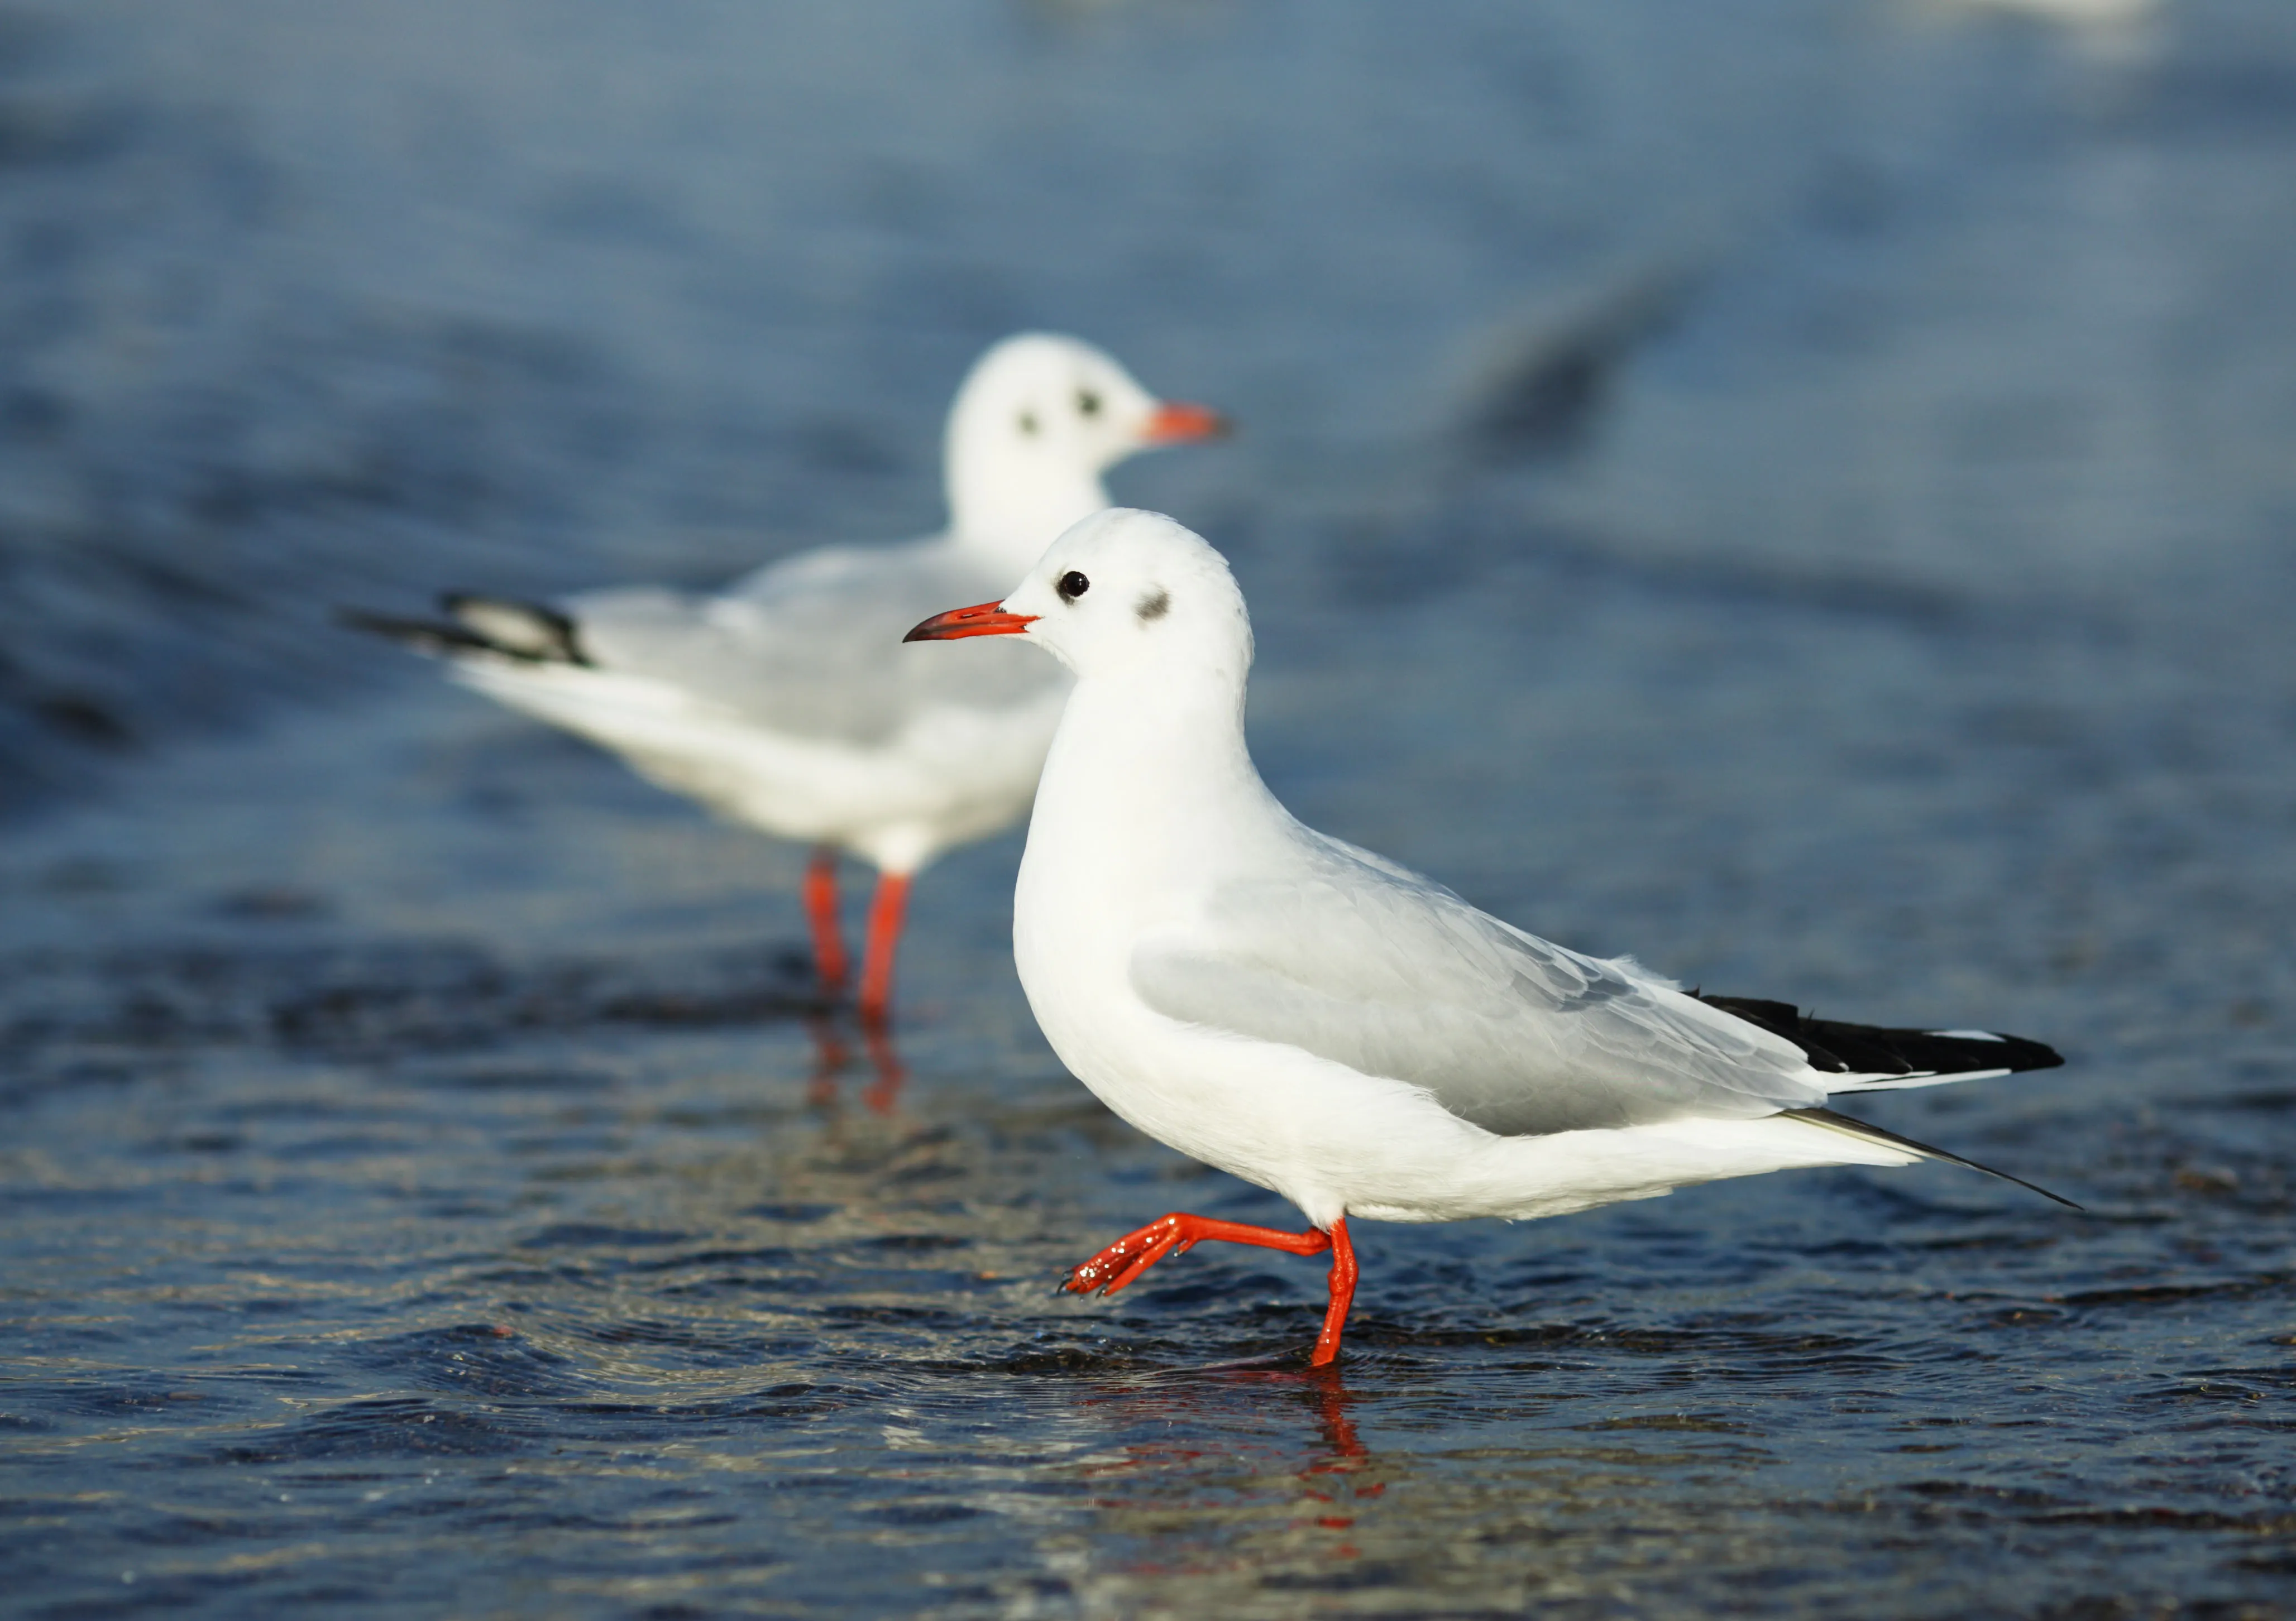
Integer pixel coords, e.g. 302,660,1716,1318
905,508,1253,690
943,335,1226,562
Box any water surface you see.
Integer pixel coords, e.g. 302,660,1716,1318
4,2,2293,1615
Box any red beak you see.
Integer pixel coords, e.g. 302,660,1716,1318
903,601,1040,642
1142,401,1230,444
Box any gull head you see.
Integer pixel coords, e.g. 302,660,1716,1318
907,508,1252,684
945,336,1226,543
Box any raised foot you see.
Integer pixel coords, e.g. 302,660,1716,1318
1060,1212,1354,1362
1061,1214,1209,1297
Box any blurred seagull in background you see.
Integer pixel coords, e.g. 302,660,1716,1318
348,335,1226,1027
907,509,2070,1366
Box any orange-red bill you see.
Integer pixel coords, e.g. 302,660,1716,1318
1143,400,1231,444
903,601,1040,642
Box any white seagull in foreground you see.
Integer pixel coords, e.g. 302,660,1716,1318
907,509,2071,1366
347,335,1226,1025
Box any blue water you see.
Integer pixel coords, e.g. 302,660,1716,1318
4,2,2294,1615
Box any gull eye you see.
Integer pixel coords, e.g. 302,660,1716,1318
1017,410,1039,436
1076,388,1101,418
1057,570,1090,602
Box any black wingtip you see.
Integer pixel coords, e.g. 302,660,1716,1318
440,594,590,665
337,597,591,667
1697,994,2064,1078
334,606,491,658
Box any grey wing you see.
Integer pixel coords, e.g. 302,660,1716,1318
1130,833,1827,1135
564,540,1061,745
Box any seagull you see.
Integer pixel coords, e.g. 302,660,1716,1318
346,335,1227,1026
907,509,2070,1366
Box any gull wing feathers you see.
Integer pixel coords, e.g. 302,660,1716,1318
563,540,1062,746
1131,831,1831,1136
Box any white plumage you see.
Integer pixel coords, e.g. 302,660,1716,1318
907,509,2067,1365
356,336,1225,1024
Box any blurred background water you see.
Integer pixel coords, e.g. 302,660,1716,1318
3,1,2294,1615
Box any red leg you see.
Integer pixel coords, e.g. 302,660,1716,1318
856,872,911,1030
1063,1212,1360,1366
803,846,848,996
1310,1218,1357,1368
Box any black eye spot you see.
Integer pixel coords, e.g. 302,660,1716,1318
1057,570,1090,602
1135,588,1169,624
1017,411,1039,437
1076,388,1101,418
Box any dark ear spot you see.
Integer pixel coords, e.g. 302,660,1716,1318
1135,588,1170,625
1018,411,1039,436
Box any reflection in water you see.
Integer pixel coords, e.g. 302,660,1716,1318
1050,1365,1389,1581
1298,1367,1373,1474
803,1014,909,1116
1289,1369,1383,1556
4,0,2294,1614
